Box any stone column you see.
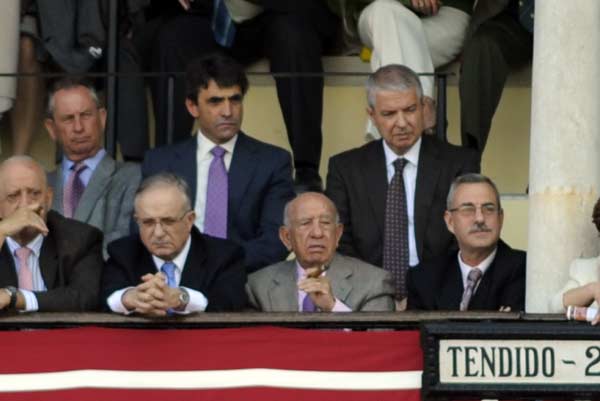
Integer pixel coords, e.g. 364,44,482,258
527,1,600,312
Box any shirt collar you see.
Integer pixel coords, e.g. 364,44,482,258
457,247,498,281
383,136,421,169
62,148,106,173
151,235,192,274
196,129,238,158
6,234,44,257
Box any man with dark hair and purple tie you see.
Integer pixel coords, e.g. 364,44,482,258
0,156,103,312
101,172,247,316
246,192,395,312
142,53,295,273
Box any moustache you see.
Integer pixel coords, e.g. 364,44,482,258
469,222,492,234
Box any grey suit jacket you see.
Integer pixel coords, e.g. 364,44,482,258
48,154,141,256
246,253,395,312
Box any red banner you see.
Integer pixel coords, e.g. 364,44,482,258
0,326,422,401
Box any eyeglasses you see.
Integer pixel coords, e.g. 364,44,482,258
448,204,499,218
135,210,191,231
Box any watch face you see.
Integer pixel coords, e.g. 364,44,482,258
179,289,190,304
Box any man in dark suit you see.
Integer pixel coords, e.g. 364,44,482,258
247,192,395,312
142,54,295,273
459,0,534,153
326,64,479,309
101,172,246,315
45,77,141,256
407,173,526,311
0,156,103,312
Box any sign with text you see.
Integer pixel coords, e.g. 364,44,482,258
440,339,600,384
422,321,600,400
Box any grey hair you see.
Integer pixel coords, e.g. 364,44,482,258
134,172,192,212
282,192,341,227
366,64,424,108
46,77,102,119
446,173,502,210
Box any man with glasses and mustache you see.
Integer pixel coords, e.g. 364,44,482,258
407,173,525,311
101,173,246,316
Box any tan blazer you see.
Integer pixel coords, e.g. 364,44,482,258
246,253,395,312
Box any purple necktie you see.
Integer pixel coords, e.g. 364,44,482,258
63,162,86,218
460,268,483,311
302,294,317,312
204,146,228,238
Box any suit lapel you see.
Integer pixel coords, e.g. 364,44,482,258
327,255,352,305
228,133,258,223
0,244,18,286
268,261,298,311
49,166,65,215
414,136,441,260
174,137,199,205
180,233,208,289
39,231,59,289
363,141,388,238
437,257,463,310
74,155,115,222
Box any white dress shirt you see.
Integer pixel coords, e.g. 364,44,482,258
194,130,238,232
457,248,498,293
107,236,208,314
382,137,422,267
6,235,46,312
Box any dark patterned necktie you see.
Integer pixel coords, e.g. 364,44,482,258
383,158,409,301
63,162,86,218
460,268,483,311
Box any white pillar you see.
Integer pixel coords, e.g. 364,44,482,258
526,1,600,312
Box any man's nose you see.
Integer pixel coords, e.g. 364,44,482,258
221,100,233,117
394,112,408,128
73,115,84,131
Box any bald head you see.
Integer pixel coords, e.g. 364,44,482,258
0,156,48,191
283,192,340,228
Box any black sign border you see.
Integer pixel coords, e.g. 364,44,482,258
421,320,600,400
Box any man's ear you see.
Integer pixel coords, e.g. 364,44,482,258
185,98,200,118
444,210,455,235
44,118,57,142
279,226,292,251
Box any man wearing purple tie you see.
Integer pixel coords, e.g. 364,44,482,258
246,192,395,312
0,156,103,312
142,53,295,273
101,172,247,316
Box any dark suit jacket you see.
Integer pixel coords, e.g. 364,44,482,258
407,240,526,311
101,227,247,312
0,210,103,311
142,132,295,272
326,135,480,268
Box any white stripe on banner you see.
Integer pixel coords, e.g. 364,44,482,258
0,369,422,392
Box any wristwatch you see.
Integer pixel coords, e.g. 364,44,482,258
178,287,190,308
4,286,17,309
